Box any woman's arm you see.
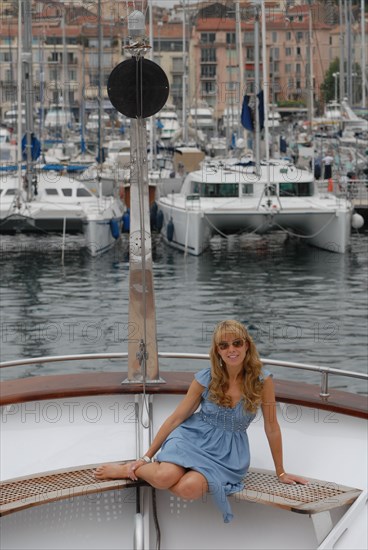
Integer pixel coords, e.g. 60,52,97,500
142,379,204,460
261,377,308,485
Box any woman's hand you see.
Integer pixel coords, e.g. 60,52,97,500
278,472,309,485
127,459,146,481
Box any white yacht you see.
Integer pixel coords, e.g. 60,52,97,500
0,171,124,255
189,103,216,137
44,104,75,129
157,158,360,255
156,105,181,141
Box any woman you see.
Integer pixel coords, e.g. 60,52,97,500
95,320,307,522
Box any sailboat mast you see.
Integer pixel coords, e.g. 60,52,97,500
254,5,260,173
261,0,269,164
17,1,23,195
97,0,103,174
235,1,245,142
22,0,35,202
307,0,314,141
62,10,69,144
182,0,188,144
339,0,344,102
362,0,366,108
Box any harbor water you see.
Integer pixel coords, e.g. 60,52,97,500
0,229,367,394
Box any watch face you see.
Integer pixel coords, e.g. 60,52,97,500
107,57,170,119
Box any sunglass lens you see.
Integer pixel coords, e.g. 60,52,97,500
233,339,244,348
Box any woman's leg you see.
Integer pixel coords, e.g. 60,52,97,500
169,470,209,500
94,461,186,491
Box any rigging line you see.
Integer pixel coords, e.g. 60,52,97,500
133,55,151,429
203,214,269,238
274,213,336,239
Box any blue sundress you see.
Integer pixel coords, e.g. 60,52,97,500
156,366,272,522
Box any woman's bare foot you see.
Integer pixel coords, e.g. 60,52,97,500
94,462,130,480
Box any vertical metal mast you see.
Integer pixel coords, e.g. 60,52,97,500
339,0,345,102
108,9,169,382
22,0,34,202
254,5,260,174
182,0,188,144
362,0,366,108
126,11,159,382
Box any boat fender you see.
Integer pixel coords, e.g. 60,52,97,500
150,201,158,229
156,209,164,232
122,209,130,233
167,217,174,242
351,213,364,230
110,219,120,240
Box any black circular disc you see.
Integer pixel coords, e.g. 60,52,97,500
107,57,170,119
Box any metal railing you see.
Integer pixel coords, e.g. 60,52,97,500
1,352,367,398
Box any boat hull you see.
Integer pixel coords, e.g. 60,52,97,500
1,373,366,550
157,199,353,255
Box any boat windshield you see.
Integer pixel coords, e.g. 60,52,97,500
192,182,239,197
279,181,314,197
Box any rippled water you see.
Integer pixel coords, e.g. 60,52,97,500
0,229,367,394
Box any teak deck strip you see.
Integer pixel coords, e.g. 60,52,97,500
0,464,362,517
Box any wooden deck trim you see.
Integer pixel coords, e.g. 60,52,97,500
1,464,361,517
1,371,367,418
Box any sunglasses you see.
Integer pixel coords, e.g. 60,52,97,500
217,338,245,351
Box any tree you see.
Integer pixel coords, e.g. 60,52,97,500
320,58,340,103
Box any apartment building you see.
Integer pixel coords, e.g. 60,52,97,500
0,1,365,123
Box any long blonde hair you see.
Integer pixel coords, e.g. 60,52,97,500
209,320,263,413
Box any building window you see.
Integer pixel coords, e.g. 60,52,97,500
272,31,277,42
246,47,254,61
201,48,216,62
286,31,291,41
244,31,254,44
201,65,216,78
285,47,291,56
296,64,301,74
201,33,216,44
296,32,303,42
285,64,292,73
172,57,184,72
201,81,216,95
226,32,236,44
296,46,301,56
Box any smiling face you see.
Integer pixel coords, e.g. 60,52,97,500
216,332,248,370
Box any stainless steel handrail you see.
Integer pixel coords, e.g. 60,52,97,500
1,352,367,397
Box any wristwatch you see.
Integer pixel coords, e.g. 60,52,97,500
140,455,151,463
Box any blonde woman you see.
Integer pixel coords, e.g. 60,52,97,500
95,320,307,522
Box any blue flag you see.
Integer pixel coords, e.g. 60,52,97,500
22,133,41,161
241,95,254,131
